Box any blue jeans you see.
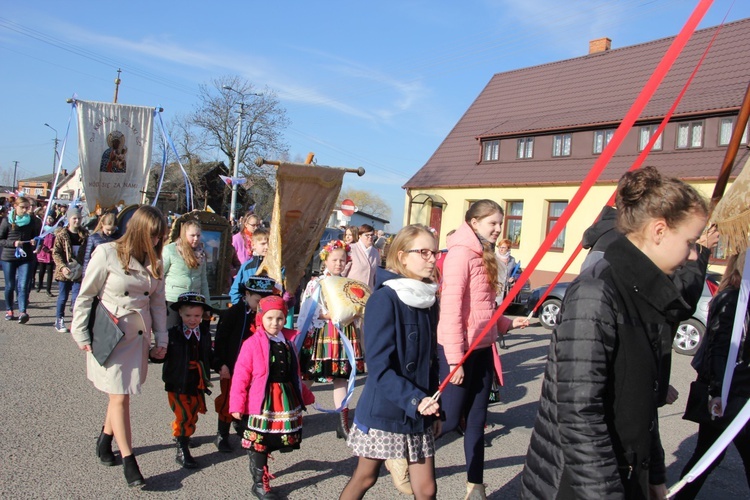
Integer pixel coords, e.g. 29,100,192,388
56,281,81,319
438,345,494,484
2,259,33,313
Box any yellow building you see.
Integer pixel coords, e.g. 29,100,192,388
404,20,750,285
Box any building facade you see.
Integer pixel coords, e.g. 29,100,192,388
404,19,750,285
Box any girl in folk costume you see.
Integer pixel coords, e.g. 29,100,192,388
230,296,315,500
296,240,366,439
162,220,210,329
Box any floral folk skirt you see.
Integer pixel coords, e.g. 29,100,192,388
346,423,435,462
299,322,365,381
242,381,303,453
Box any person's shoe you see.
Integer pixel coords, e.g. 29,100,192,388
215,420,232,453
96,427,116,466
385,458,413,496
46,291,54,297
18,313,29,325
122,454,145,487
36,288,42,293
55,318,68,333
5,311,14,321
175,437,198,468
465,482,487,499
249,451,278,499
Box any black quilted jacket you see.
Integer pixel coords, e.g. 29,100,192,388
521,236,687,500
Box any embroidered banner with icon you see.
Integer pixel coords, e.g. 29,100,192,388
76,100,154,211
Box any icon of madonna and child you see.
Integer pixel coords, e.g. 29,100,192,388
99,130,128,173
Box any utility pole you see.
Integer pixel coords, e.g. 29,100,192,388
113,68,122,103
12,161,18,191
44,123,59,198
222,85,262,222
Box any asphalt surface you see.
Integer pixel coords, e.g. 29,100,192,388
0,280,747,499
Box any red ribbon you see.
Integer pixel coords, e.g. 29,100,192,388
438,0,715,394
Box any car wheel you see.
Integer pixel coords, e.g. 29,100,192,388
539,299,561,330
673,318,705,356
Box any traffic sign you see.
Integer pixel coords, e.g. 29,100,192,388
340,198,356,216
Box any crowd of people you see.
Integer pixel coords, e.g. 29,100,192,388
1,165,748,499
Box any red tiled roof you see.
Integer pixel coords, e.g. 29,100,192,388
405,18,750,189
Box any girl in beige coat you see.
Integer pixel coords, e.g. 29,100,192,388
71,206,169,488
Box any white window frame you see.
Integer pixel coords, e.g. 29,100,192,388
593,129,615,154
552,134,572,157
638,125,663,151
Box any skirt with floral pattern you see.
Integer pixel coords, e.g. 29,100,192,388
346,423,435,462
242,381,303,453
299,321,365,381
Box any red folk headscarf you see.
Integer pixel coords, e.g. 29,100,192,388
255,295,288,330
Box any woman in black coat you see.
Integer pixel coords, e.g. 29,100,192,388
520,167,710,500
675,252,750,499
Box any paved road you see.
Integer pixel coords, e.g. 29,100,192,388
0,283,746,498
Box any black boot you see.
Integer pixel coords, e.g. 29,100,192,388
175,437,198,469
215,420,232,453
96,427,116,466
249,451,278,499
335,407,350,439
122,454,145,487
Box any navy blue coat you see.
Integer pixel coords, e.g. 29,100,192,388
353,268,439,434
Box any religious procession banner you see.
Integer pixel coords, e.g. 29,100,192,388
76,100,154,211
258,162,345,293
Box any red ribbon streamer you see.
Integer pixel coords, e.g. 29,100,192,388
531,14,726,315
437,0,715,394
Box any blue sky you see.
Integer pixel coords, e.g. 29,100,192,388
1,0,749,229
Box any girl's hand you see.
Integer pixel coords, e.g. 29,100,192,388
219,365,231,380
709,397,723,417
231,412,242,420
80,344,92,352
449,365,464,385
62,267,72,278
417,397,439,416
150,346,167,360
512,317,529,329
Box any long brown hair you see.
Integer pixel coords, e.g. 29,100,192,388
465,199,503,292
115,206,167,279
718,252,744,293
177,220,202,269
386,224,436,283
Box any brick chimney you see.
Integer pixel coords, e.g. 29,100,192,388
589,37,612,54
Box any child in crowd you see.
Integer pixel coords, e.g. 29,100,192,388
229,227,270,305
297,239,365,439
161,292,214,469
230,296,314,499
213,276,280,452
340,224,442,500
35,214,57,296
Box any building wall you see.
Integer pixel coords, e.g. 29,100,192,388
406,179,726,288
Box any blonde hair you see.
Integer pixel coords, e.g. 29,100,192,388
386,224,436,283
178,220,202,269
465,200,503,292
93,212,117,235
115,206,167,279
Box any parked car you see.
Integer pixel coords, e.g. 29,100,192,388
525,272,720,356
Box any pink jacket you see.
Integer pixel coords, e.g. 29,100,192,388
437,222,512,367
342,241,378,289
229,327,315,416
231,231,252,265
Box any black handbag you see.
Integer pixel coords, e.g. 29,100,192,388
90,300,124,366
683,379,712,424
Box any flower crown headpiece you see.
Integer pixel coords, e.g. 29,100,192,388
319,239,350,261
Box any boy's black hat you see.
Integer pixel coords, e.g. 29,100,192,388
170,292,213,312
240,276,280,297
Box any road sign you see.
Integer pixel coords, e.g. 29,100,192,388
340,199,356,216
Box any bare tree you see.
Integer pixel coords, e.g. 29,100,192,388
337,187,392,220
190,75,289,179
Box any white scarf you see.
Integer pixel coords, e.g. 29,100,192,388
384,278,438,309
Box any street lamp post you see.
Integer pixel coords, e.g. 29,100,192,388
44,123,60,199
222,85,261,222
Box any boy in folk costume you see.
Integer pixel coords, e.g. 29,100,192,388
161,292,214,469
213,276,280,452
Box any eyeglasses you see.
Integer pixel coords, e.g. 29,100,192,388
361,232,374,238
406,249,440,260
